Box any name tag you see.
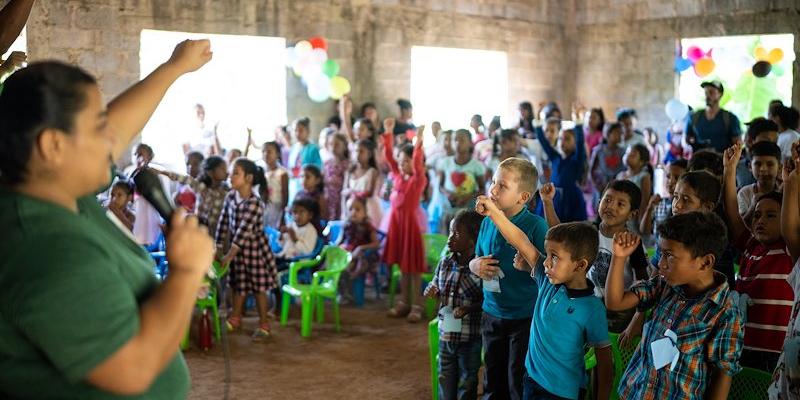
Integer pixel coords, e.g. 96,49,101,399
650,329,679,371
440,306,462,333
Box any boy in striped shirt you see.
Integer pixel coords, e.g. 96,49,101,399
723,144,793,371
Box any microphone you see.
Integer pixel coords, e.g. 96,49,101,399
131,168,175,225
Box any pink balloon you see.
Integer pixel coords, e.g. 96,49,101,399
687,46,705,62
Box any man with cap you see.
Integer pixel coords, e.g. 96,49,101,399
685,80,742,153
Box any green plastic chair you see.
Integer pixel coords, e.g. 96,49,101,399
280,246,350,337
428,318,440,400
389,233,449,316
608,332,641,400
181,261,229,350
729,367,772,400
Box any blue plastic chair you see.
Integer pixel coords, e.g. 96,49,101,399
352,230,386,306
264,226,283,253
322,220,345,244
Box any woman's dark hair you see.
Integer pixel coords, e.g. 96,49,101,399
234,158,268,198
397,98,412,111
292,197,322,236
493,129,519,157
199,155,226,187
351,139,378,172
0,62,97,184
302,164,324,193
589,108,606,131
263,141,283,164
360,102,376,118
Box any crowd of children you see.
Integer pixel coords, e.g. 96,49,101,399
104,88,800,399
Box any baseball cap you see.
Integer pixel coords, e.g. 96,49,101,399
701,80,724,94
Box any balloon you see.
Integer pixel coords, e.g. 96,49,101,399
309,36,328,51
754,46,768,61
687,46,705,62
767,48,784,64
310,48,328,65
322,59,340,78
674,57,692,72
772,64,785,77
295,40,312,55
329,76,351,99
285,47,298,68
693,58,715,77
752,61,772,78
300,63,323,84
308,85,330,103
665,98,689,122
307,73,331,102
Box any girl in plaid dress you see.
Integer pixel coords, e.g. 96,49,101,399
216,158,277,339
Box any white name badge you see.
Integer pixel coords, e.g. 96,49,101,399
440,306,462,333
650,329,679,371
483,269,504,293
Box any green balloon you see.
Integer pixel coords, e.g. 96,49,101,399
322,59,340,78
773,64,785,77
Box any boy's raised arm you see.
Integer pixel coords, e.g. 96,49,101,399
605,231,642,311
474,195,540,267
722,145,748,242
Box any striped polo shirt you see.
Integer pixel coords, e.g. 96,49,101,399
735,234,794,353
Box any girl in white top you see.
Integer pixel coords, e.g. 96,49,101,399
277,198,320,258
261,141,288,228
343,139,383,229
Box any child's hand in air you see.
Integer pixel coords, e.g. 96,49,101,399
475,195,501,217
415,125,425,145
722,144,742,172
647,194,662,210
612,231,641,258
513,252,532,272
539,183,556,203
383,117,396,134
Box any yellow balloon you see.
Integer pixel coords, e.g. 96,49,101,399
330,76,351,99
694,58,715,77
754,46,768,61
767,48,784,64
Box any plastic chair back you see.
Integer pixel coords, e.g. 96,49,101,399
264,226,282,253
423,233,448,270
312,246,350,293
322,220,345,244
609,332,641,400
729,367,772,400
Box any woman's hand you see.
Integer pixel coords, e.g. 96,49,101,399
165,39,213,75
166,210,214,278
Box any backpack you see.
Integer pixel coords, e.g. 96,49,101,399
688,109,731,150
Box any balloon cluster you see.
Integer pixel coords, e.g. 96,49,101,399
751,46,785,78
285,36,352,102
664,98,689,122
674,46,715,77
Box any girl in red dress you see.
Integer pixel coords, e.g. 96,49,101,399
382,118,428,322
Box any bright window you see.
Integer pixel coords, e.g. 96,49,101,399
410,46,508,138
139,29,287,170
678,34,794,123
2,26,26,59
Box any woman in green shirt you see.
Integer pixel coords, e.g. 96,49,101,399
0,40,214,399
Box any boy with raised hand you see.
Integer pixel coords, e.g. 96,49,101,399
469,157,549,399
475,196,612,400
606,215,743,399
723,144,794,372
737,141,782,218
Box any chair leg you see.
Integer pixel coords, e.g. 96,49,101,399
316,295,325,323
280,289,291,326
300,293,313,338
389,264,399,307
333,298,341,332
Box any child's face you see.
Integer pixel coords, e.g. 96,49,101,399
751,155,779,186
447,220,474,256
186,157,202,178
598,188,635,228
134,147,152,168
488,168,529,211
557,129,576,155
665,164,686,196
109,186,131,209
442,133,454,155
398,151,413,175
656,239,712,287
292,206,312,226
347,199,367,223
672,180,713,215
455,133,471,155
647,130,658,146
587,111,601,130
621,116,636,136
500,137,519,155
229,165,248,190
356,145,371,167
432,122,442,136
295,124,309,143
263,145,279,166
354,121,370,141
330,137,347,159
542,240,586,285
623,147,642,169
544,122,559,143
606,127,622,147
211,163,228,183
752,198,782,244
302,171,320,192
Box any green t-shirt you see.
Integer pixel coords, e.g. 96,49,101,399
0,188,190,399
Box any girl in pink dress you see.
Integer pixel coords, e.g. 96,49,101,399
382,119,428,322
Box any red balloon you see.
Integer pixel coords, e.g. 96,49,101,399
309,36,328,51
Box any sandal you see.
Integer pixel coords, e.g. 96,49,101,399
252,322,271,340
387,301,411,318
406,305,423,323
226,316,242,332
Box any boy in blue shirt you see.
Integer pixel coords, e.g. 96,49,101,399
469,158,550,399
475,197,613,400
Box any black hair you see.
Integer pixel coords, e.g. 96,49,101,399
360,102,376,117
263,141,283,164
186,151,204,164
302,164,324,193
774,105,800,131
616,107,637,121
657,211,727,260
603,179,642,211
677,170,721,206
519,101,534,130
136,143,155,160
294,117,310,131
589,108,606,131
746,117,779,141
111,178,134,196
351,139,378,172
603,122,623,139
454,128,474,154
452,209,485,243
630,144,650,165
668,158,689,170
471,114,484,127
687,149,724,177
399,143,415,159
545,222,600,266
330,133,351,161
234,158,268,198
750,141,782,161
541,102,561,119
493,129,520,157
0,62,97,184
397,98,412,111
292,197,322,236
327,115,342,130
355,117,377,142
756,191,783,208
488,116,502,131
199,155,226,187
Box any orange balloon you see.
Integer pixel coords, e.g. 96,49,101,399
694,58,716,77
755,47,768,61
767,48,784,64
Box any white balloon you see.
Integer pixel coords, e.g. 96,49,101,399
310,48,328,65
664,98,689,122
308,80,331,102
300,63,323,84
295,40,312,56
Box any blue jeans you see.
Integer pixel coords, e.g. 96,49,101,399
439,339,482,400
522,373,583,400
482,313,531,400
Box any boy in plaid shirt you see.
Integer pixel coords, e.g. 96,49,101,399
425,210,485,400
607,212,743,399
